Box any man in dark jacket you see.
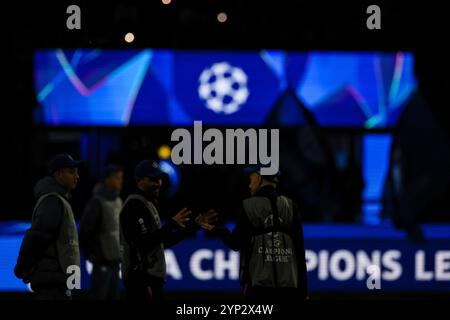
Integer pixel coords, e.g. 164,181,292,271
14,153,83,300
199,165,308,303
80,165,123,300
120,159,217,301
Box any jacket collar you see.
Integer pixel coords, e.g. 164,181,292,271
254,185,278,198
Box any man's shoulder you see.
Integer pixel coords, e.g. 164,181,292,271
121,197,142,210
120,195,152,217
279,194,295,205
36,193,65,210
124,194,151,205
32,194,65,228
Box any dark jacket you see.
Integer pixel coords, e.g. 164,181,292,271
120,189,199,286
14,176,71,290
211,186,308,298
79,183,121,265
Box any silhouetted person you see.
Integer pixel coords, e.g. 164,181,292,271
80,165,124,300
14,154,83,300
200,165,308,303
120,160,216,301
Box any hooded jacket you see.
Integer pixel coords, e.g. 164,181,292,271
14,176,78,290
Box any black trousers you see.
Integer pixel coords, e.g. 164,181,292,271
90,263,120,300
34,286,72,300
124,273,164,302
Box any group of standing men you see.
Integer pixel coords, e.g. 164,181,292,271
14,153,308,302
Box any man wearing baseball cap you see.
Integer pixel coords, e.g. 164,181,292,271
200,164,308,303
14,153,83,300
120,159,217,301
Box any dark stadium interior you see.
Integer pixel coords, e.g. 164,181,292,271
2,1,450,301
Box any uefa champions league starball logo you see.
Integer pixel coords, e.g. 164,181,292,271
198,62,249,114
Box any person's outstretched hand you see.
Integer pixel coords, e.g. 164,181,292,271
172,207,192,228
199,221,215,231
195,209,218,231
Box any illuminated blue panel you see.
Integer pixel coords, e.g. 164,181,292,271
362,134,393,224
34,50,417,127
0,236,29,291
171,51,281,125
35,50,153,126
290,52,417,128
2,222,450,293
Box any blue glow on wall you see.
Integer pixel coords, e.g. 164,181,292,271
362,134,393,224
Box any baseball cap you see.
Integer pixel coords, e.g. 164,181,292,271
134,160,164,179
48,153,83,175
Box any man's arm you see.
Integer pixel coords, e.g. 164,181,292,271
164,210,218,248
163,218,201,248
120,200,180,252
209,207,251,251
14,196,63,280
79,198,102,259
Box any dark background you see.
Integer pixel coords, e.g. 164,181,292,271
3,1,450,226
